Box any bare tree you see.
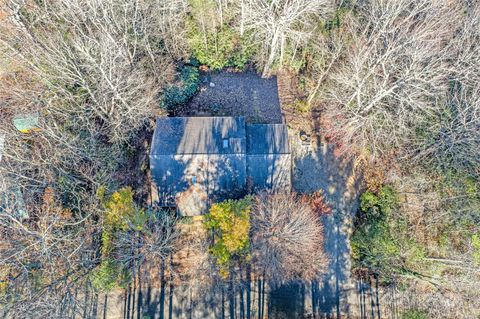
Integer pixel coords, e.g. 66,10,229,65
407,2,480,176
0,187,98,318
156,0,189,60
450,1,480,89
0,1,186,315
242,0,334,77
323,0,458,157
438,2,480,175
250,192,327,285
412,85,480,176
0,0,185,211
114,211,180,268
1,0,179,143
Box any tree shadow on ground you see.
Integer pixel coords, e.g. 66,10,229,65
101,122,373,318
292,133,364,318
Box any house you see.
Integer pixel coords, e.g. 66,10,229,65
150,117,291,216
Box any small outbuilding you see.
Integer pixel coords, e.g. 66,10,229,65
13,112,40,133
150,116,291,216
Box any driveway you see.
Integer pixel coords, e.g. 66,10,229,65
291,133,364,317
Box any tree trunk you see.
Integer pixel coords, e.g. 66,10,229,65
240,0,245,37
263,31,280,77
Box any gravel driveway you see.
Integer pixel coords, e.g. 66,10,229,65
180,70,283,124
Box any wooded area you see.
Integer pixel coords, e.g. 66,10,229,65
0,0,479,318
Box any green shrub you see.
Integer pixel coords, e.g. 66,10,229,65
351,215,401,274
290,99,309,114
360,186,398,216
472,232,480,265
180,216,194,225
359,190,380,212
90,260,121,293
228,36,256,69
401,309,428,319
97,186,139,256
204,197,252,276
352,186,425,277
187,20,254,70
436,172,480,249
320,7,350,33
101,186,136,230
162,66,200,112
187,25,232,69
93,187,145,292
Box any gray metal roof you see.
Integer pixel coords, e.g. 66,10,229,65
150,117,291,215
150,154,247,215
247,154,291,192
151,117,246,155
246,124,290,154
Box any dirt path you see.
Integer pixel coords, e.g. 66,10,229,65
276,70,312,132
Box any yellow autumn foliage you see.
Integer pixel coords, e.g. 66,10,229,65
204,197,252,275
